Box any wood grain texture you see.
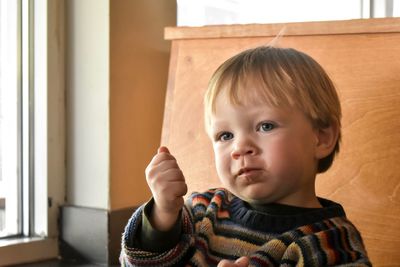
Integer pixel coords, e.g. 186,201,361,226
161,18,400,266
165,18,400,40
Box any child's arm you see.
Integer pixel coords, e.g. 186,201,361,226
120,149,193,266
145,146,188,231
120,202,195,266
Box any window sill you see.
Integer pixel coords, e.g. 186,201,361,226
0,237,58,266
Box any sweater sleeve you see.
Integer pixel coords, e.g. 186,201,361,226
120,202,196,267
277,217,372,267
139,198,182,252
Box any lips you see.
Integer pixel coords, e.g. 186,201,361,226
237,167,263,177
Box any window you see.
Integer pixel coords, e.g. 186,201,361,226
0,0,64,265
0,0,22,239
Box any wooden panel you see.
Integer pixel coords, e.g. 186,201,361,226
165,18,400,40
162,19,400,266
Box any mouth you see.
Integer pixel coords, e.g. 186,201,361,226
236,167,263,177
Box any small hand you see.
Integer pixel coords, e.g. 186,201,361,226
217,256,249,267
145,146,188,231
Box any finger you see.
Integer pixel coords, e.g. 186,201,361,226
147,170,187,200
160,167,186,181
154,150,176,163
150,158,180,174
158,146,170,154
147,152,177,172
235,256,249,267
217,259,234,267
147,164,185,183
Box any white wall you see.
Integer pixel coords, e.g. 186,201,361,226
66,0,110,209
177,0,365,26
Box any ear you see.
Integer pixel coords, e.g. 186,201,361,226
314,121,340,159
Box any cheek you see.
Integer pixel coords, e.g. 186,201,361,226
265,139,309,170
267,142,295,164
213,146,230,174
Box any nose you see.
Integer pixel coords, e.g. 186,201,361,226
231,137,258,160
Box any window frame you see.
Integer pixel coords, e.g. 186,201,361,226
0,0,22,239
0,0,65,265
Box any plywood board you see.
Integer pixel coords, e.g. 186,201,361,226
162,18,400,266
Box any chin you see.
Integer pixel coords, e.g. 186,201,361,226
245,198,272,205
237,188,273,203
237,194,270,204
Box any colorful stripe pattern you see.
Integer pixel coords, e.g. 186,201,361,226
121,189,370,266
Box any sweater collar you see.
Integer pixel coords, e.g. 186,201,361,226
248,201,322,216
229,196,346,233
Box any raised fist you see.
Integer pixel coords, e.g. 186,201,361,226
145,146,188,230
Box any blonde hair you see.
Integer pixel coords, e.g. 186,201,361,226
204,46,341,173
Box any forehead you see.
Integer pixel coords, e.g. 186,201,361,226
213,83,301,116
211,97,284,122
214,86,270,111
212,77,293,114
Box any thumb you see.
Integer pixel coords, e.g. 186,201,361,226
158,146,170,154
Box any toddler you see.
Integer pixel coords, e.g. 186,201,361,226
120,46,371,266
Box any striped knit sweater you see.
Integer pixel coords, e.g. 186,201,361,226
120,188,370,266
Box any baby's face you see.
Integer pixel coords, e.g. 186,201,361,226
208,94,321,206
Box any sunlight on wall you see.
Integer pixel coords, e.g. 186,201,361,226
177,0,364,26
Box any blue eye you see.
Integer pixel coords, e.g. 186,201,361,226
218,132,234,141
259,122,275,132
